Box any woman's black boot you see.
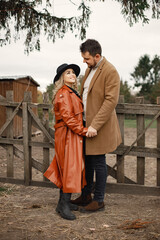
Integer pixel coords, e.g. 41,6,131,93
56,190,78,212
56,192,76,220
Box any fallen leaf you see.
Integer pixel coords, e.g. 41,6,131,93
103,224,110,228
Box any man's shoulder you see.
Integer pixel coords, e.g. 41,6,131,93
101,57,118,74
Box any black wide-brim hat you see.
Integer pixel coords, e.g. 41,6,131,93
53,63,80,83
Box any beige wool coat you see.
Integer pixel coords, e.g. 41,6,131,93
80,57,122,155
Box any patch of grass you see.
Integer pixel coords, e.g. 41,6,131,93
0,187,7,192
0,186,14,195
124,119,157,128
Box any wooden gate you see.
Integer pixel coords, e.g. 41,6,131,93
0,91,160,196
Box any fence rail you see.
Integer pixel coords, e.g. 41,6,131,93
0,91,160,196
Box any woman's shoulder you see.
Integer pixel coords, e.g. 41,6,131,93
56,85,71,100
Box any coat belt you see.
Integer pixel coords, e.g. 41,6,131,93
54,121,66,129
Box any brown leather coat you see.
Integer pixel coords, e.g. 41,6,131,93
44,85,87,193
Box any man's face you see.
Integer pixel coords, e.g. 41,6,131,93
81,51,98,68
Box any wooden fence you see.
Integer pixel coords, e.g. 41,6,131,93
0,91,160,196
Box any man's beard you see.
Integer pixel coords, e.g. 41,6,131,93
88,61,96,68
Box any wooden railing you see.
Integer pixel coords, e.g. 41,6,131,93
0,91,160,196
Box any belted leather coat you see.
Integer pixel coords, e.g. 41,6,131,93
44,85,87,193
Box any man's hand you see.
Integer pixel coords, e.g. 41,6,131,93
86,126,97,137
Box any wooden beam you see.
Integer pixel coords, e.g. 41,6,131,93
23,92,32,186
116,103,160,115
136,97,145,185
0,101,22,136
107,165,136,184
0,178,159,196
106,183,160,196
42,92,50,181
157,97,160,186
117,95,124,183
6,91,14,178
28,105,55,146
113,145,160,158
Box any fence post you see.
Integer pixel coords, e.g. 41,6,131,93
42,92,50,181
6,91,14,178
23,92,32,185
116,95,124,183
157,97,160,186
136,96,145,185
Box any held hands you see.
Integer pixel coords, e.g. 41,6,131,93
86,126,97,137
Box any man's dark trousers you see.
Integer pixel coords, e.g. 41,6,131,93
82,139,107,202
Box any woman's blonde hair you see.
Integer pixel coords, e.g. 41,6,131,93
52,72,78,108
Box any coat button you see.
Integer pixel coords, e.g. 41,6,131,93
80,140,82,143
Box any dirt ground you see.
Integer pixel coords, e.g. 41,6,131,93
0,128,160,240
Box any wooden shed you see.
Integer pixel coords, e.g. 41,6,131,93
0,75,40,137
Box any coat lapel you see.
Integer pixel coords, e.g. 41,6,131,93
80,58,106,96
63,84,83,104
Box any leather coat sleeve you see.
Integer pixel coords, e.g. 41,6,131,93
57,91,87,136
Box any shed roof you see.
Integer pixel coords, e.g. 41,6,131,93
0,75,40,86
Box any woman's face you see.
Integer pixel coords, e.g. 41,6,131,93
63,68,76,87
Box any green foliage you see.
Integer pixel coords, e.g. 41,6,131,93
46,82,54,103
0,0,160,53
116,0,160,25
37,90,43,119
120,80,135,103
46,83,54,121
0,0,91,54
131,54,160,103
0,186,13,195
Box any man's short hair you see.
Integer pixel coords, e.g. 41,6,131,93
80,39,102,56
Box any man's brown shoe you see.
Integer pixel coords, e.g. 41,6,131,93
70,194,92,206
79,200,104,212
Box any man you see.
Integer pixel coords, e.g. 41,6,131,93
71,39,122,212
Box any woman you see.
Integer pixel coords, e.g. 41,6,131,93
44,63,88,220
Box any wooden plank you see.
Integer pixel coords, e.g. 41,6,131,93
28,105,55,146
0,138,53,148
113,145,160,158
23,92,32,186
0,178,159,196
1,143,44,173
42,93,50,181
1,139,159,158
0,101,52,109
105,183,160,196
112,108,160,171
116,103,160,115
29,141,53,148
0,101,22,136
29,103,51,109
0,138,23,145
0,94,7,102
1,101,160,115
107,165,136,184
13,145,44,173
6,91,14,178
116,95,124,183
157,97,160,186
49,127,55,138
136,97,145,185
0,101,20,107
0,177,25,185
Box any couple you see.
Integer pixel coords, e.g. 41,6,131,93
44,39,122,220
